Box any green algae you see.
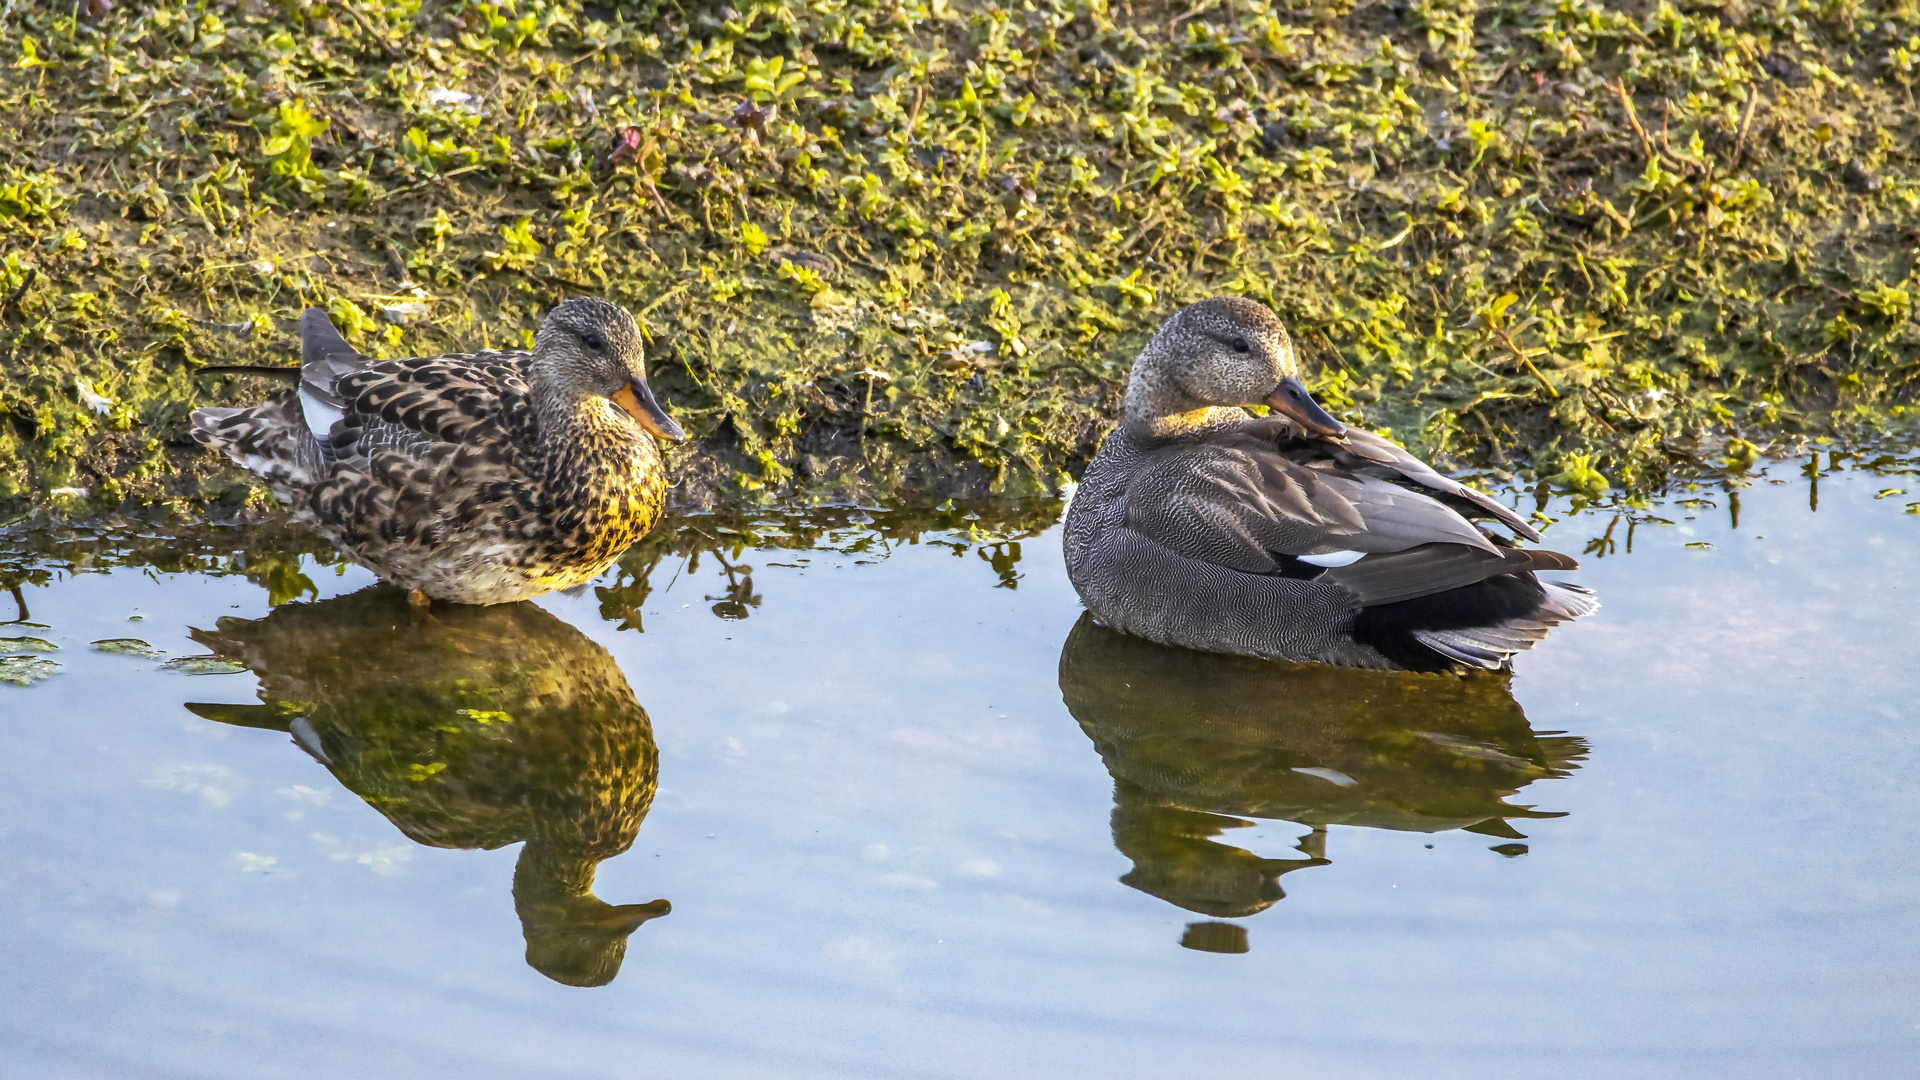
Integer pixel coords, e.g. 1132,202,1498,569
0,655,61,686
0,0,1917,520
92,636,168,656
159,654,253,674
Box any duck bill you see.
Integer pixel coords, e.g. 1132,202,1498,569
1263,377,1346,438
611,379,686,443
599,898,673,937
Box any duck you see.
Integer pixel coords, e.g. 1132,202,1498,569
1063,296,1596,672
1057,612,1586,924
185,587,671,987
192,298,685,606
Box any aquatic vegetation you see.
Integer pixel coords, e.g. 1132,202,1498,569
92,636,167,657
0,655,60,685
0,0,1917,518
160,654,252,675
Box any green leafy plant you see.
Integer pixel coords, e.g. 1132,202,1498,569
260,99,330,197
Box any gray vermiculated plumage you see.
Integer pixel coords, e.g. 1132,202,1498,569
190,298,683,605
1056,614,1588,918
1062,296,1596,671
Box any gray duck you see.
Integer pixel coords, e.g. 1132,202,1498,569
192,298,685,606
1057,613,1586,928
185,586,669,987
1064,297,1595,671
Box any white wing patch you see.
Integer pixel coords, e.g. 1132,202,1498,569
1291,766,1359,787
1298,549,1366,567
298,384,345,440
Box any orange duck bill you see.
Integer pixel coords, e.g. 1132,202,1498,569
611,379,686,442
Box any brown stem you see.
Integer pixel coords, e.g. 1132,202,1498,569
1495,329,1560,399
1608,79,1663,166
343,5,403,61
1732,85,1761,168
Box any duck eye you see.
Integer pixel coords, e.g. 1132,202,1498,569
1231,337,1250,353
581,330,606,351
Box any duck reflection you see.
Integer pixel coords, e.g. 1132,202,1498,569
1058,614,1586,950
183,586,668,987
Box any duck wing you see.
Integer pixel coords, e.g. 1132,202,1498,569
1315,542,1578,606
327,351,538,468
1321,427,1541,542
278,306,538,469
1124,424,1573,610
1123,428,1499,576
1276,426,1595,667
308,353,541,539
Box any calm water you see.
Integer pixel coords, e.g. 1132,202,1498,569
3,455,1918,1078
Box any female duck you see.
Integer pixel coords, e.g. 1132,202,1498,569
193,297,685,605
1063,296,1594,671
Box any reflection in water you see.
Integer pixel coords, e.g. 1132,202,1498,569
589,502,1059,627
1058,614,1586,951
183,587,668,987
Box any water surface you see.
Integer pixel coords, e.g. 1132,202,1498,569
3,456,1918,1078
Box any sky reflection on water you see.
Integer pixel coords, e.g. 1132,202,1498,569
2,455,1918,1079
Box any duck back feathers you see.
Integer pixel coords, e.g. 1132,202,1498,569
1067,422,1374,666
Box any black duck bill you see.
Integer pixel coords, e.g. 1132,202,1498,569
1263,376,1346,438
611,378,687,442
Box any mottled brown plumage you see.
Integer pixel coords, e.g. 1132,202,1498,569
185,587,670,987
1064,297,1595,671
192,298,685,604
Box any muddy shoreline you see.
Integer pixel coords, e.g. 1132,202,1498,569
2,0,1916,521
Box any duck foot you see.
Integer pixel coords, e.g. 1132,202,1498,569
407,588,431,610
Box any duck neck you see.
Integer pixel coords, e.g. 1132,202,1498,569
534,389,629,471
1121,369,1242,441
528,388,659,547
514,841,599,903
534,385,623,439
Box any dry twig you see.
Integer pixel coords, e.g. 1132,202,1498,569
1609,79,1663,165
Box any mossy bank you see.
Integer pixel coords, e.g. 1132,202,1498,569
2,0,1918,521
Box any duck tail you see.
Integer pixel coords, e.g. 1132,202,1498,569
191,394,327,501
1352,571,1598,672
189,308,368,501
1538,579,1599,621
295,308,365,440
1404,579,1598,670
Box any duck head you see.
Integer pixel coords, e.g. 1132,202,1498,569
1121,296,1345,439
531,297,686,442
